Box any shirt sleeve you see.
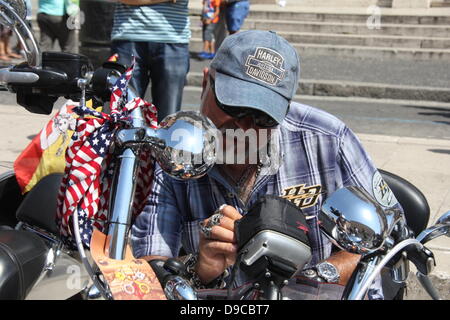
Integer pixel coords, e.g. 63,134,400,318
131,164,182,258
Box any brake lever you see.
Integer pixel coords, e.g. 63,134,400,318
406,245,435,276
149,259,197,300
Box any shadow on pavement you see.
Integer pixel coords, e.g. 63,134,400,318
428,149,450,155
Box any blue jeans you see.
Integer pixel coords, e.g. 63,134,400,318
226,0,250,33
111,41,190,122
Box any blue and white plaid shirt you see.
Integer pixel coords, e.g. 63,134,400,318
132,102,401,299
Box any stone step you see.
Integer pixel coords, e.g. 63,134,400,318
431,0,450,7
190,7,450,25
189,37,450,60
191,27,450,49
235,19,450,38
185,72,450,103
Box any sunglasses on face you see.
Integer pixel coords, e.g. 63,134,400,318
209,75,279,128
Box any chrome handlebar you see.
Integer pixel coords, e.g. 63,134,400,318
0,67,40,85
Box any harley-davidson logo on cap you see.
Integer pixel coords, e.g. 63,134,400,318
245,47,286,86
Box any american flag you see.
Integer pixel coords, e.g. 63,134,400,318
56,60,158,247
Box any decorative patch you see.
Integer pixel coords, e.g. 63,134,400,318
245,47,286,86
372,171,398,208
281,183,322,209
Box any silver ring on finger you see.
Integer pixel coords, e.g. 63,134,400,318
199,221,212,239
208,212,223,228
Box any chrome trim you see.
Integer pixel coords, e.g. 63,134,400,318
320,186,398,255
240,230,312,272
164,277,198,300
106,148,138,260
347,238,425,300
416,211,450,245
390,252,409,283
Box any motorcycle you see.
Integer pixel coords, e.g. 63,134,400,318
0,0,448,300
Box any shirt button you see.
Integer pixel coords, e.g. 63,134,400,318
226,192,234,199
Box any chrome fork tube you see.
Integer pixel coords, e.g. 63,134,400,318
106,149,139,259
344,256,381,300
106,78,145,260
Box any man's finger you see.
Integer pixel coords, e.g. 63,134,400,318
204,240,238,256
201,225,236,243
220,205,242,221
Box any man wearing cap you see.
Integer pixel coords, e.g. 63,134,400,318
131,30,400,299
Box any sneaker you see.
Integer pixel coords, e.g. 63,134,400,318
206,52,216,59
197,51,209,59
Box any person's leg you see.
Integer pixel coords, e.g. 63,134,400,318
225,0,250,34
111,40,149,98
37,13,57,52
198,24,210,59
0,34,10,61
57,15,78,53
200,23,215,59
148,42,190,122
3,29,21,59
207,23,217,57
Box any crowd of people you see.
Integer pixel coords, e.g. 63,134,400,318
198,0,250,59
0,0,78,62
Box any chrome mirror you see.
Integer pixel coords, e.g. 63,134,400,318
151,111,218,180
0,0,40,66
319,186,391,255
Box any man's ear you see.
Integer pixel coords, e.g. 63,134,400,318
202,67,210,88
201,67,210,97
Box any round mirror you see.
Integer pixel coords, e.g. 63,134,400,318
0,0,27,26
154,111,218,180
319,186,388,255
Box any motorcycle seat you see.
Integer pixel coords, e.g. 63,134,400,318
15,173,63,235
0,230,48,299
379,169,430,236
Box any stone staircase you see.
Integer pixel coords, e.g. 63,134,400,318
188,4,450,61
186,3,450,103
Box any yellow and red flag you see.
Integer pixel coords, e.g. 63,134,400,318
13,100,97,193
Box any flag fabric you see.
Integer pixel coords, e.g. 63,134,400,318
56,60,158,246
14,101,81,193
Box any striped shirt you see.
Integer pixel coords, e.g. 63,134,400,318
111,1,191,43
132,102,399,299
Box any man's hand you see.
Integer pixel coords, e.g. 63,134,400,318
195,205,242,285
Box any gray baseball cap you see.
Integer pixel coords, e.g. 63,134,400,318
210,30,300,124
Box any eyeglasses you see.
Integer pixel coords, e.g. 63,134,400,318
209,75,279,128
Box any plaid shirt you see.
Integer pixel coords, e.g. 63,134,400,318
132,102,400,299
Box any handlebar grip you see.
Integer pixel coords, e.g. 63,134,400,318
149,259,173,287
0,67,39,85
